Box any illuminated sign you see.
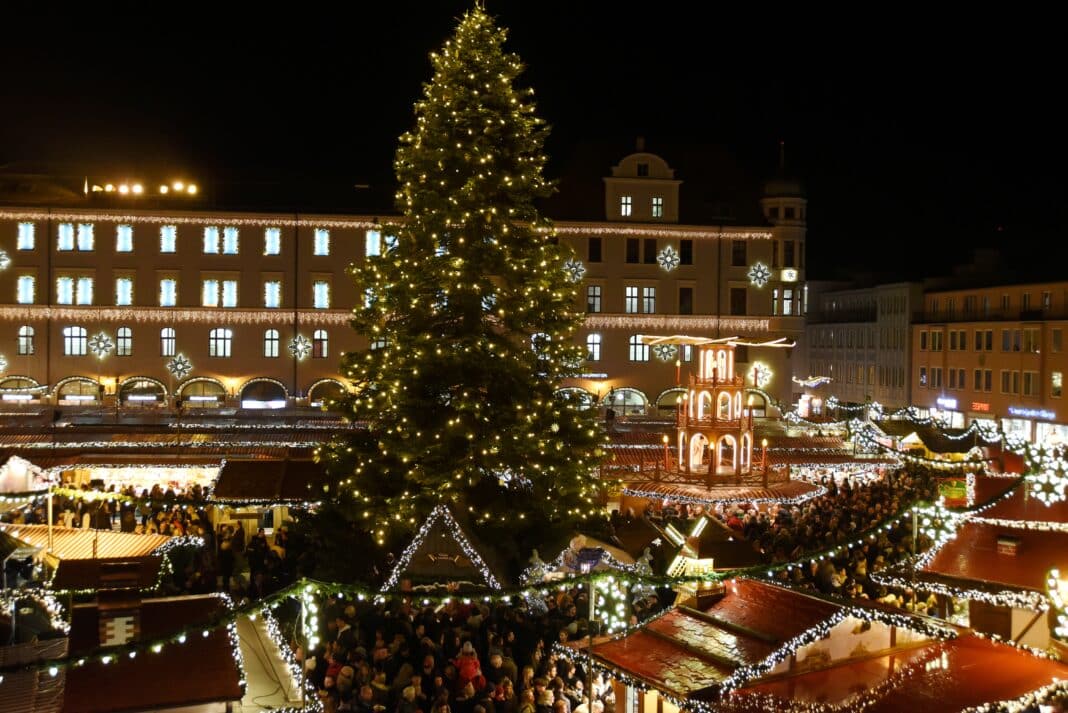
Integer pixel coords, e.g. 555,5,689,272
1008,406,1056,420
936,397,958,410
578,372,608,379
970,402,990,412
781,268,798,282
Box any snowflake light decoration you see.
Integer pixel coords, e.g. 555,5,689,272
749,361,773,388
88,332,114,358
1031,470,1068,505
166,354,193,380
657,245,680,271
289,335,312,360
0,354,7,374
748,262,772,287
652,343,678,361
0,249,10,270
562,258,586,283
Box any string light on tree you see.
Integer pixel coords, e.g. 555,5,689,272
747,262,772,287
656,245,680,271
288,335,312,360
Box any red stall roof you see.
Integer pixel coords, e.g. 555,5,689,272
921,521,1068,592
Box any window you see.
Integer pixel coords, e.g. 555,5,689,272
679,287,693,315
636,163,648,177
784,206,796,220
63,326,87,356
588,237,602,263
222,227,239,254
116,225,133,252
620,195,632,217
628,334,648,361
202,280,219,307
203,226,220,253
115,277,133,306
642,286,655,313
680,239,693,265
116,327,132,356
930,331,943,351
1023,371,1039,397
586,285,602,313
625,286,639,314
782,288,794,316
159,279,177,307
625,238,640,263
1002,329,1011,352
731,240,746,267
264,329,280,358
682,345,693,362
1054,329,1063,353
370,337,387,350
769,206,779,220
313,329,329,358
783,240,795,268
17,326,34,355
264,281,282,308
209,328,233,357
772,288,780,315
730,287,747,316
57,223,75,251
586,333,601,361
264,228,281,255
1023,328,1040,353
17,222,34,250
160,328,176,357
1043,291,1052,310
75,277,93,305
1053,371,1063,398
975,330,984,352
984,369,992,392
1001,294,1011,311
16,276,34,304
974,369,983,391
1013,329,1022,352
1022,293,1031,311
317,229,332,256
950,331,958,351
919,366,927,387
160,225,177,253
76,224,94,251
56,277,74,304
651,196,663,218
364,230,380,257
643,238,657,264
931,367,943,389
313,281,330,308
222,280,238,307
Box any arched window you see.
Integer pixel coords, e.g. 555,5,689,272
209,328,233,358
313,329,328,358
719,436,737,470
264,329,280,358
17,325,34,355
718,392,731,420
63,326,87,356
586,333,601,361
160,328,176,357
116,327,132,356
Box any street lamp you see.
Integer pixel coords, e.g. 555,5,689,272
577,547,604,713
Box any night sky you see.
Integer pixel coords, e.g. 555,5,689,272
1,4,1063,282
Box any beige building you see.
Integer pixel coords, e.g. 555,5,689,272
0,150,807,415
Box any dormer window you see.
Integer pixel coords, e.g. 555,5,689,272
637,163,649,177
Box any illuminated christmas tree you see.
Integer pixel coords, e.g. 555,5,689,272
315,5,605,577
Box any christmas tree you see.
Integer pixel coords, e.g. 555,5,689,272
315,5,605,577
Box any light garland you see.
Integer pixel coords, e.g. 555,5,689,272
791,375,833,388
621,485,827,507
550,224,774,241
0,589,70,634
258,604,319,710
1048,569,1067,642
151,535,206,556
0,305,352,326
581,315,771,332
0,208,380,230
961,679,1068,713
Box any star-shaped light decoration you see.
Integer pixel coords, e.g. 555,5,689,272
0,249,10,270
289,335,312,360
166,354,193,380
749,362,773,389
652,343,678,362
748,262,772,287
657,245,680,272
88,332,115,359
562,258,586,283
0,354,7,374
1031,469,1068,505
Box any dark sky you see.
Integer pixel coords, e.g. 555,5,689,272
1,4,1063,281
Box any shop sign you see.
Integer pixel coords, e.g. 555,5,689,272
970,402,990,412
936,397,958,410
1008,406,1055,420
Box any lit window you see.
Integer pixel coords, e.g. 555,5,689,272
116,327,132,356
116,225,133,252
159,279,177,307
313,281,330,309
160,225,177,253
586,285,602,313
370,337,387,350
222,280,238,308
17,222,35,250
313,329,328,358
56,277,74,305
264,329,280,358
264,228,281,255
1054,371,1063,398
264,281,282,308
364,230,380,257
16,276,35,304
652,196,663,218
628,334,649,361
209,328,233,358
63,326,87,356
160,328,176,356
57,223,75,251
203,226,220,254
642,286,656,313
202,279,219,307
77,224,94,251
115,277,133,306
620,196,632,217
625,286,638,314
315,229,331,256
586,333,602,361
17,326,34,355
76,277,93,305
222,227,239,254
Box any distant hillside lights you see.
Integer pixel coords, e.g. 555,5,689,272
89,180,198,197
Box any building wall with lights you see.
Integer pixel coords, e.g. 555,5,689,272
911,281,1068,442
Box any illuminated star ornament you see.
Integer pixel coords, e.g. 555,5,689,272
652,343,678,361
0,249,10,270
88,332,115,358
562,258,586,283
657,245,680,271
289,335,312,360
748,262,772,287
166,354,193,380
750,362,773,388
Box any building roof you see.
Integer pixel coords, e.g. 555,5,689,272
876,420,994,455
979,484,1068,524
0,524,170,560
211,458,325,501
50,556,163,591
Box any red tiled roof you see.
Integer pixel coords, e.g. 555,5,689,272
921,521,1068,592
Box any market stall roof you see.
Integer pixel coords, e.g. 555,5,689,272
50,556,163,591
212,458,325,502
876,420,996,454
64,594,242,713
623,480,820,505
978,483,1068,524
970,474,1023,508
0,524,170,560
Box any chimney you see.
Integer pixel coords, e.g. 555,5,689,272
97,561,144,646
635,136,645,152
